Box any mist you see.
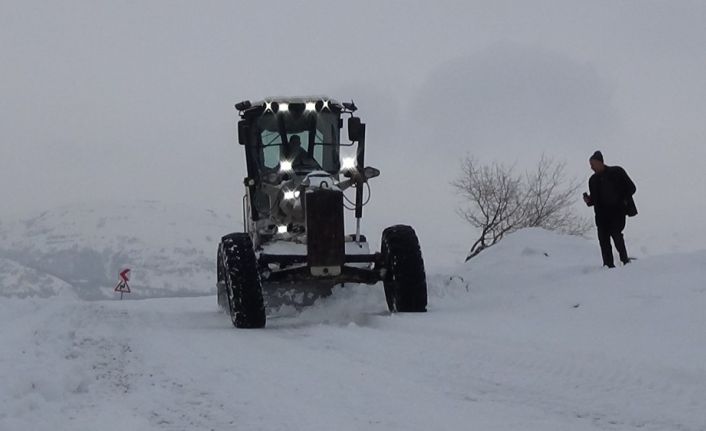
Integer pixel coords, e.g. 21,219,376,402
2,0,706,260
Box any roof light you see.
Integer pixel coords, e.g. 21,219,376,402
280,160,293,172
305,102,317,112
279,102,289,112
277,225,288,234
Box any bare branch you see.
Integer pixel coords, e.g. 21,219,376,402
453,154,591,260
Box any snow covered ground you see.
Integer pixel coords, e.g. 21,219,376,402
1,206,706,430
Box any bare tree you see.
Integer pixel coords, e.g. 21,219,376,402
453,155,591,261
521,155,592,235
452,159,522,260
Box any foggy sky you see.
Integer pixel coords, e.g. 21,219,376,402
2,0,706,262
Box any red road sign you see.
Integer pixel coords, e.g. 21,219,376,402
114,281,131,293
119,269,130,282
114,268,131,294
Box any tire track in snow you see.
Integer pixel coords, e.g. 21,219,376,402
378,312,706,431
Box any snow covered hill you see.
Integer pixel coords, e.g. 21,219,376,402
1,227,705,430
0,257,75,298
0,201,237,299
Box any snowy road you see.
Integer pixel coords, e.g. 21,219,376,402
2,230,706,430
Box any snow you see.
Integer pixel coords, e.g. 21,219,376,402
0,201,235,299
0,257,75,298
1,206,706,430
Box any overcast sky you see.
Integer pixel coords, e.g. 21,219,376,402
2,0,706,261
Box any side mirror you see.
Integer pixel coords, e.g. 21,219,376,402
238,120,250,146
348,117,365,142
363,166,380,180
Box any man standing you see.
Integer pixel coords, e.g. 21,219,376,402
583,151,637,268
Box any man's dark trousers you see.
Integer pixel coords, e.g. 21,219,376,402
596,212,628,267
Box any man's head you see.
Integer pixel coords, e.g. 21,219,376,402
589,150,606,173
289,135,301,148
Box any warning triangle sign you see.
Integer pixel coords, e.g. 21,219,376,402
114,280,131,293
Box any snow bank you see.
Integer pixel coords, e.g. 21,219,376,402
425,228,706,428
0,201,236,299
0,257,75,298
